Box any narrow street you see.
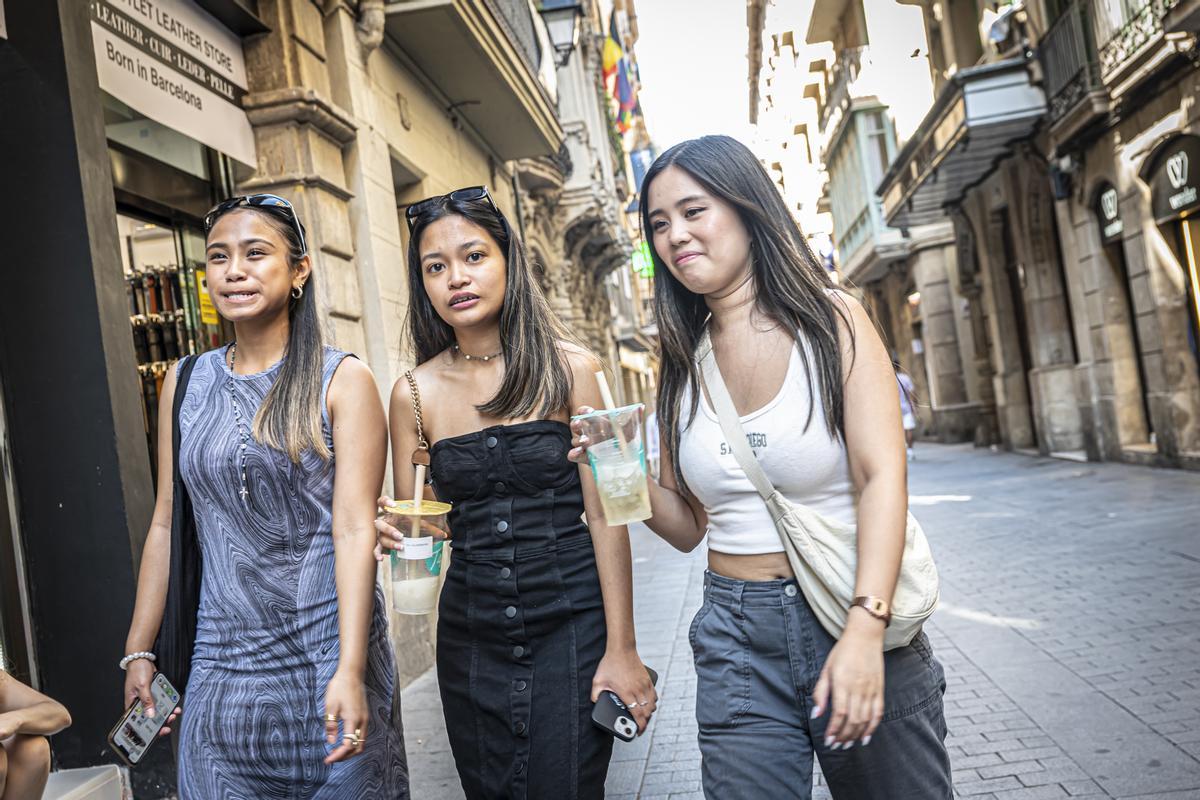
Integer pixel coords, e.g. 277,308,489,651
402,444,1200,799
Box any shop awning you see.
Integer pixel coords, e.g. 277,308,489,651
878,57,1045,229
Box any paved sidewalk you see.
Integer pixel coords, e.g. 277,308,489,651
401,444,1200,798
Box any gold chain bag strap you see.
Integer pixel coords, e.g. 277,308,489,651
404,370,431,470
696,330,939,651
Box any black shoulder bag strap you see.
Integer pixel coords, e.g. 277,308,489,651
154,355,201,695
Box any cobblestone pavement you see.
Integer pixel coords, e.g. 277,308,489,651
401,443,1200,798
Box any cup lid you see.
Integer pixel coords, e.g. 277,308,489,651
384,499,452,516
570,402,644,422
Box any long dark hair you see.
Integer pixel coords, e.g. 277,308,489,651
641,135,853,494
206,206,327,463
406,195,575,419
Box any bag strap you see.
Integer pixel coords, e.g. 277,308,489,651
404,369,431,467
696,331,777,502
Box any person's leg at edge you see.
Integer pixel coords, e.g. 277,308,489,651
1,734,51,800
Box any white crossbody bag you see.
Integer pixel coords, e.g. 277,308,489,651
697,333,939,650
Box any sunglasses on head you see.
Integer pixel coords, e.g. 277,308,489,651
204,194,308,256
404,186,502,232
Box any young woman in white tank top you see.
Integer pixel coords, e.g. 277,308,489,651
570,135,951,798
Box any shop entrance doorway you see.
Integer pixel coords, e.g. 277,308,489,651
1172,218,1200,377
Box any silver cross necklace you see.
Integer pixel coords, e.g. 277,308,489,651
228,342,251,503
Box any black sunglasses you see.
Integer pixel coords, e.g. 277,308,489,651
404,186,502,231
204,194,308,256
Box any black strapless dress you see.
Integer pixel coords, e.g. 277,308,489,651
431,420,613,800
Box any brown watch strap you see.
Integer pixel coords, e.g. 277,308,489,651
851,596,892,625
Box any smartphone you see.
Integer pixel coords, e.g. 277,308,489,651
107,672,180,766
591,666,658,742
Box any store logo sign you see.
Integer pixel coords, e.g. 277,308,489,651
1166,151,1198,210
1100,188,1118,220
1094,182,1123,242
1167,151,1189,189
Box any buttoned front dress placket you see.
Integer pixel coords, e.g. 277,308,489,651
431,421,612,800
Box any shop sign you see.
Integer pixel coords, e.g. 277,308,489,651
1093,182,1123,244
1148,134,1200,223
195,269,219,325
89,0,256,167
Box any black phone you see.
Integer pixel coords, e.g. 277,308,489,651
107,672,180,767
591,666,658,742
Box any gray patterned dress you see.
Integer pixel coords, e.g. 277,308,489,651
175,346,407,799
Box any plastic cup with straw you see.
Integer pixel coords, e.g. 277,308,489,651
385,458,450,615
571,370,652,525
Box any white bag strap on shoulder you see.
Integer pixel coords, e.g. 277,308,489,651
696,330,778,502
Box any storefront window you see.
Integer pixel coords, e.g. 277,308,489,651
117,211,233,479
103,94,210,181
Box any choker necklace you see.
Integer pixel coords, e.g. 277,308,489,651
452,343,502,362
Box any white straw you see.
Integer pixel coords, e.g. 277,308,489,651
595,370,617,410
409,464,426,538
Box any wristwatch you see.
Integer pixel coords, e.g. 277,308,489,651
850,596,892,625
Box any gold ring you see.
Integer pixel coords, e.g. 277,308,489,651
344,733,361,746
324,714,337,723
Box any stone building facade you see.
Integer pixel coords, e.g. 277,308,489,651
878,0,1200,470
749,0,981,443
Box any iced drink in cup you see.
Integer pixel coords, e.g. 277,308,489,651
572,403,652,526
382,499,451,615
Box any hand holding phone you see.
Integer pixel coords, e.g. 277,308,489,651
109,672,181,766
591,666,658,742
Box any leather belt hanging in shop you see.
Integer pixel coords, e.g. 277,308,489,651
127,263,206,476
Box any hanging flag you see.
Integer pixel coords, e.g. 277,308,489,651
616,58,636,111
602,11,622,83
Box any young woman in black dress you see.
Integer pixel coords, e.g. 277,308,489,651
374,187,656,799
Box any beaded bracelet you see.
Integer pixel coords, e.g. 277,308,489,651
119,651,157,671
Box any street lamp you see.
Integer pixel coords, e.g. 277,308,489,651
539,0,583,68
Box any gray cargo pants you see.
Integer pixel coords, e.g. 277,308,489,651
690,571,952,799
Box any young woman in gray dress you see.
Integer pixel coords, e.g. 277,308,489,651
121,195,408,798
374,187,657,799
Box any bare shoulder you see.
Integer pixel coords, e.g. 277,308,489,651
328,356,380,413
825,289,872,334
559,340,602,377
388,355,447,417
330,354,376,393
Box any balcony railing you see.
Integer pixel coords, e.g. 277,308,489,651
485,0,541,73
1041,0,1102,123
1097,0,1182,81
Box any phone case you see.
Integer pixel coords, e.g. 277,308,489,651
590,666,658,742
107,672,180,767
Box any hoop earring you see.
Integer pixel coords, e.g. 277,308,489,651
292,284,304,300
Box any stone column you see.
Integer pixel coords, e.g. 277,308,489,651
241,1,366,358
1003,157,1084,453
972,191,1037,450
909,224,974,441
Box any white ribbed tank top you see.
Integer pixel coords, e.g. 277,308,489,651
678,342,858,555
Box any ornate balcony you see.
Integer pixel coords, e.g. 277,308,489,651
1040,0,1110,140
1095,0,1184,96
